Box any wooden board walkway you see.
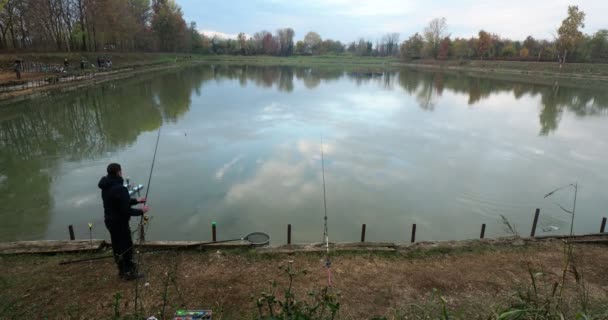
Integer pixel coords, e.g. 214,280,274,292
2,233,607,255
0,240,105,254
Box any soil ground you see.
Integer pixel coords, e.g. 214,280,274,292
1,240,608,319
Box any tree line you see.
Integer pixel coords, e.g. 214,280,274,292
399,6,604,65
202,6,605,65
1,1,606,64
0,0,201,52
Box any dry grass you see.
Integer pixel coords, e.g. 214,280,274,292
1,241,608,319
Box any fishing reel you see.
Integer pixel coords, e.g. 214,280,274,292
124,177,144,197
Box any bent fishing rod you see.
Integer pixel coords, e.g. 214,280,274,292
58,232,271,265
321,136,332,287
138,124,162,242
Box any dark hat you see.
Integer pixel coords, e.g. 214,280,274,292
107,163,122,176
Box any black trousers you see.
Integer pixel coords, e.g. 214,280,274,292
104,219,135,274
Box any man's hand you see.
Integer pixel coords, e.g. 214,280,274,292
137,197,147,203
142,205,149,214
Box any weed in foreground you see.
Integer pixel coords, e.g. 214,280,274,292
254,262,340,320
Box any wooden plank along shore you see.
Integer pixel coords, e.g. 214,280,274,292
2,233,608,255
0,240,258,255
0,240,105,254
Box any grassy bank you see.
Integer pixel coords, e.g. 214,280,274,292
197,55,608,80
1,240,607,319
2,52,608,77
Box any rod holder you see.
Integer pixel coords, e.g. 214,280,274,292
68,225,75,241
411,224,417,243
531,208,540,237
360,224,366,242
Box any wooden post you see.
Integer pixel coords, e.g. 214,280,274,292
68,225,75,241
411,224,417,243
360,224,366,242
212,222,217,242
480,223,486,239
530,208,540,237
601,217,607,233
287,224,292,244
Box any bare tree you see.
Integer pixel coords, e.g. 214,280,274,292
424,17,448,58
381,32,399,56
276,28,294,56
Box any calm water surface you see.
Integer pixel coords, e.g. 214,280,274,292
1,65,607,243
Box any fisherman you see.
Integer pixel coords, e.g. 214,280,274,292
64,58,69,70
98,163,149,280
14,60,21,80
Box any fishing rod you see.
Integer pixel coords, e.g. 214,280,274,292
138,124,162,242
321,136,332,287
58,232,271,265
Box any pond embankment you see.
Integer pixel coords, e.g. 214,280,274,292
0,53,201,103
1,234,608,318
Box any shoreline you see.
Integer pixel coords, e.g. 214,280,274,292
194,55,608,81
1,54,607,103
0,59,203,104
2,232,606,255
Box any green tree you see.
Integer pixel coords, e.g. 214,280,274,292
437,37,451,60
189,21,203,53
151,0,187,51
557,5,585,67
294,40,305,55
399,33,424,60
477,30,493,59
237,32,248,54
303,31,321,55
588,29,608,61
451,38,472,59
501,42,517,57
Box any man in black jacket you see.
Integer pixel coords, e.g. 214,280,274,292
98,163,149,280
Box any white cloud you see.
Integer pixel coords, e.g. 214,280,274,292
258,102,294,121
215,155,243,180
200,29,249,39
216,0,607,41
225,158,316,206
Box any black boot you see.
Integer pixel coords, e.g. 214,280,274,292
121,261,144,281
121,270,145,281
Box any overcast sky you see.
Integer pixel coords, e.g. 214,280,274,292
178,0,607,42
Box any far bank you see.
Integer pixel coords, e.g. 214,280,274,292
1,53,607,102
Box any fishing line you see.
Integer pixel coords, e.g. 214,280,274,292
135,123,162,242
321,136,332,287
134,123,162,312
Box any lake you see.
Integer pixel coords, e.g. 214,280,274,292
1,64,607,244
